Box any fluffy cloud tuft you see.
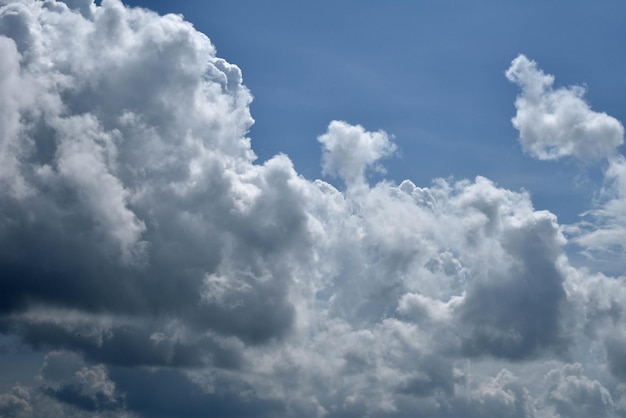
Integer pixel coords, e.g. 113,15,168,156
507,54,624,161
318,120,396,188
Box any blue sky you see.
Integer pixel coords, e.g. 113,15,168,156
127,0,626,224
1,1,626,417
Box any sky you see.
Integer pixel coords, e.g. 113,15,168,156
0,0,625,417
123,0,626,225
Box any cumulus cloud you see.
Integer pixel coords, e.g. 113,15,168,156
542,363,615,418
506,54,626,268
0,1,625,417
318,120,396,189
462,369,536,418
506,54,624,161
39,351,125,413
0,385,32,418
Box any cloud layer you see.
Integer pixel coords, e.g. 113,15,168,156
0,1,625,417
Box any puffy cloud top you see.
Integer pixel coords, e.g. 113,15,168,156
507,54,624,161
318,120,396,188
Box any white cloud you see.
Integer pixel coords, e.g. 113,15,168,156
318,120,396,189
506,54,624,161
0,1,625,417
507,53,626,274
572,155,626,265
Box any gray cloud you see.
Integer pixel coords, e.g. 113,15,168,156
0,385,32,418
462,369,536,418
0,1,625,417
543,363,615,418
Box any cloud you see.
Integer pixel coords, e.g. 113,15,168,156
507,53,626,272
318,120,396,189
0,1,625,417
461,369,536,418
543,363,615,418
0,385,32,418
506,54,624,161
570,155,626,266
39,351,124,412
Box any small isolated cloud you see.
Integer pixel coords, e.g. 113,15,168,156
0,1,626,417
318,120,396,189
506,54,624,161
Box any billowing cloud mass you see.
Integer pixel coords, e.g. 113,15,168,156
0,1,625,417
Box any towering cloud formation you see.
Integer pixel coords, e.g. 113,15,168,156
0,1,625,417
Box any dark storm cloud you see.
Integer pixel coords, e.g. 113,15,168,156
110,368,285,418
